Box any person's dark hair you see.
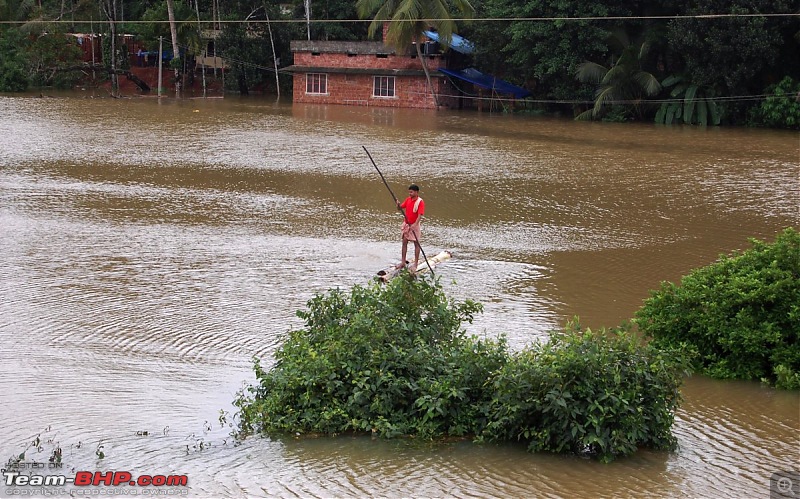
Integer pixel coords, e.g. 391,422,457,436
408,184,419,191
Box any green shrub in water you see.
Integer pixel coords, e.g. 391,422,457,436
635,228,800,389
234,275,507,439
480,321,690,462
234,275,691,461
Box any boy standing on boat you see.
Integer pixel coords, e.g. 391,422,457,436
396,184,425,271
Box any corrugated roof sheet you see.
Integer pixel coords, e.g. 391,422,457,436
423,31,475,55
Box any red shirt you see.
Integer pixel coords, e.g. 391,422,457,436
400,196,424,224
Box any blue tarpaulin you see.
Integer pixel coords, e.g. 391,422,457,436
423,30,475,55
438,67,531,99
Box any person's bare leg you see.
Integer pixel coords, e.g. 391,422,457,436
413,242,420,270
397,239,409,269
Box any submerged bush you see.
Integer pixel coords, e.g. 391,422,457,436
234,276,691,461
635,228,800,389
480,321,691,462
234,275,507,439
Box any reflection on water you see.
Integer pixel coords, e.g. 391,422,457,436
0,95,798,498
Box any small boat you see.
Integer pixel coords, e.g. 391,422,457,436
376,250,452,282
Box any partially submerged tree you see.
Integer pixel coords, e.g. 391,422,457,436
654,74,721,126
636,228,800,389
666,0,791,124
575,33,661,121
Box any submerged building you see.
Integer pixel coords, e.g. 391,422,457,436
282,26,529,111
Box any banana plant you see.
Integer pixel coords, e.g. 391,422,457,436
655,75,721,126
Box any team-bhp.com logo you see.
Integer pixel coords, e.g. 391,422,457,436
3,468,188,495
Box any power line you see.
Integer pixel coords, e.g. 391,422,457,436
1,12,799,24
403,87,790,106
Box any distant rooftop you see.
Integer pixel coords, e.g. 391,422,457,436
290,40,394,55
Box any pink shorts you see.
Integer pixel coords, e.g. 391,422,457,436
402,222,421,242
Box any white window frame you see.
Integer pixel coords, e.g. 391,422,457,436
306,73,328,95
372,76,396,98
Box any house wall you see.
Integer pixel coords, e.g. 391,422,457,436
291,51,459,109
293,73,438,109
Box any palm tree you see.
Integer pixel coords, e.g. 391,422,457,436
356,0,474,108
575,35,661,121
0,0,35,24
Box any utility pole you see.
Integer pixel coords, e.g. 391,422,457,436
90,18,96,82
158,36,163,97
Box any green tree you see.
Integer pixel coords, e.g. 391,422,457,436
0,0,37,24
481,321,690,462
356,0,475,107
138,0,203,91
234,275,500,439
25,31,84,87
216,19,272,94
575,34,661,121
212,1,299,95
0,28,28,91
139,1,200,54
666,0,794,124
472,0,632,113
289,0,366,41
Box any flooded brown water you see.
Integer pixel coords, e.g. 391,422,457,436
1,93,798,498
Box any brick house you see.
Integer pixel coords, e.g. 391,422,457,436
283,24,466,110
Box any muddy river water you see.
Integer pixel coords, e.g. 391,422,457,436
0,94,798,497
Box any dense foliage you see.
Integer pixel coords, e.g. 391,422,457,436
654,75,721,126
471,0,625,107
481,321,690,462
0,29,84,91
664,0,794,124
635,228,800,389
234,275,691,462
748,76,800,130
234,276,504,439
0,28,28,91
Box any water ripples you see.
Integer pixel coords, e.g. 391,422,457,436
1,96,798,498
